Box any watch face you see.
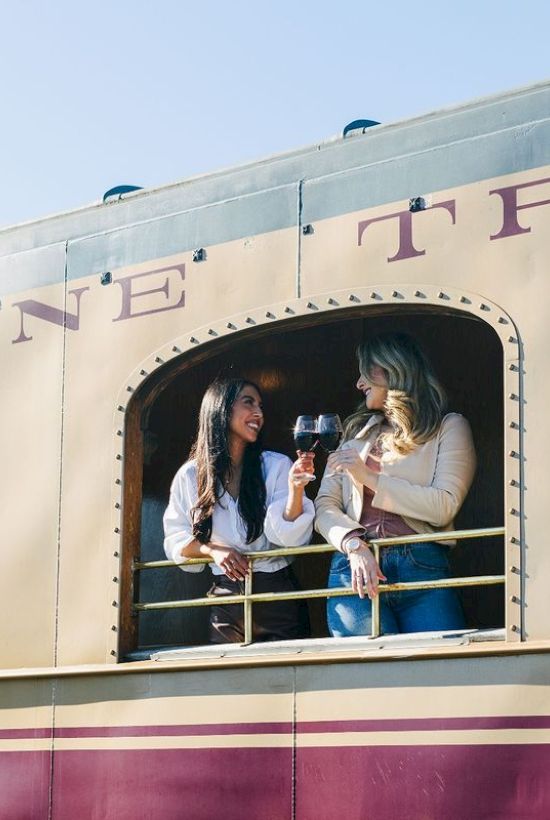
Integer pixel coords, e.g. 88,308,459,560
347,537,362,552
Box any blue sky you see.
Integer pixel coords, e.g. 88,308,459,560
1,0,549,227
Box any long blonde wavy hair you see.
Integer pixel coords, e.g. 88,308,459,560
343,332,447,455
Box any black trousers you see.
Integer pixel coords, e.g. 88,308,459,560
208,565,311,644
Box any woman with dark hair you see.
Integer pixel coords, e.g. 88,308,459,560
164,378,314,643
315,332,476,637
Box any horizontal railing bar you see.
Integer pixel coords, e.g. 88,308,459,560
133,574,505,611
134,527,505,571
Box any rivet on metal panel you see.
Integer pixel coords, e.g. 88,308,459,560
172,346,181,353
370,292,380,300
284,307,295,314
392,291,403,299
227,322,237,330
155,356,163,363
114,503,121,510
111,625,117,631
509,421,519,429
414,290,425,298
126,386,134,393
113,551,119,557
302,224,314,235
460,296,471,304
110,650,117,656
509,364,519,371
509,393,518,400
246,318,256,325
508,336,517,343
348,294,360,302
112,577,118,583
498,317,509,324
117,405,125,412
509,450,518,458
100,272,112,285
307,302,318,310
327,298,338,305
509,508,518,515
511,625,520,632
479,303,490,311
208,329,218,336
510,566,520,574
116,454,122,461
116,430,123,436
510,536,519,544
265,311,275,319
509,479,519,487
438,292,449,300
114,527,120,534
190,337,199,344
112,601,118,607
192,248,206,262
115,479,121,485
510,596,521,604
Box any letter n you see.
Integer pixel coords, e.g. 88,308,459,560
12,287,90,344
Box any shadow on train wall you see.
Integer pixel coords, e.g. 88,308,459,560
124,305,504,654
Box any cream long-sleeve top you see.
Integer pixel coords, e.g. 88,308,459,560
164,451,315,574
314,413,476,551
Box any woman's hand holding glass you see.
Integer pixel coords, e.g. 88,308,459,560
289,452,316,486
327,449,379,492
348,543,387,599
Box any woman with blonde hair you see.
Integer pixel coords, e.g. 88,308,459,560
315,332,476,636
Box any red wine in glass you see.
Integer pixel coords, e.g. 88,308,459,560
293,415,318,452
318,413,343,452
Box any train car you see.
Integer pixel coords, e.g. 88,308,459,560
1,80,550,819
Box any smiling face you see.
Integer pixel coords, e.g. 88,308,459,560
228,384,264,446
356,365,389,411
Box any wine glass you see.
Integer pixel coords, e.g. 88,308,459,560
293,415,318,453
317,413,343,452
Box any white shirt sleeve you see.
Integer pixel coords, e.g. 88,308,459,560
163,463,205,573
263,453,314,546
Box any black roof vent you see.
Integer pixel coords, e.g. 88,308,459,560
103,185,143,203
342,119,380,138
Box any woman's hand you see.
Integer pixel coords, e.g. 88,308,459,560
289,452,316,487
348,544,387,599
206,544,250,582
327,449,378,491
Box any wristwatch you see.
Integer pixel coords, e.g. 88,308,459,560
346,536,364,554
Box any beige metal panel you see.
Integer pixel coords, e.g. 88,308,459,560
0,678,53,730
0,274,65,669
52,666,294,732
300,166,550,642
56,229,298,666
295,654,550,722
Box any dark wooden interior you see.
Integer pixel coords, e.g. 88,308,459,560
123,305,504,654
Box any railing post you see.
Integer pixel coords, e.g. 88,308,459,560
243,566,253,645
371,543,381,638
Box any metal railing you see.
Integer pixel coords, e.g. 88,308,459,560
133,527,505,644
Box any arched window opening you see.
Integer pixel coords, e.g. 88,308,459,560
121,306,504,659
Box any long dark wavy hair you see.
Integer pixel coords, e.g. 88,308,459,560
190,378,266,544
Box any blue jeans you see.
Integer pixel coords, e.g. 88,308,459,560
327,542,466,637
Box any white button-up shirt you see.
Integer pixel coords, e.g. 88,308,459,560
163,451,314,574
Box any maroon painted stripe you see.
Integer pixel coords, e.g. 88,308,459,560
53,721,293,738
3,715,550,742
296,715,550,733
0,728,52,740
52,747,291,820
0,751,50,819
296,744,550,820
